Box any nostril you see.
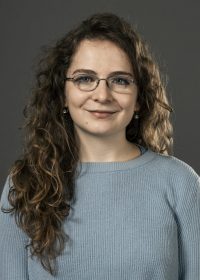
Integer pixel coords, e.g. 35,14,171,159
92,91,113,102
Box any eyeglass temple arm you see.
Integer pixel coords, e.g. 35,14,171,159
64,77,74,81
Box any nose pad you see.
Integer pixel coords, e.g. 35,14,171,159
92,80,113,101
96,79,109,89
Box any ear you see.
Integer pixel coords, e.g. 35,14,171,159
135,101,140,112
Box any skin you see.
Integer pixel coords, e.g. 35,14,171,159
64,39,141,162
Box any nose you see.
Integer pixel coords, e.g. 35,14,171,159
91,79,113,102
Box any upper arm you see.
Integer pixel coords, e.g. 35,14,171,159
0,177,29,280
176,176,200,279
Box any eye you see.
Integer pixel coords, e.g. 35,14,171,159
73,75,95,84
110,76,131,86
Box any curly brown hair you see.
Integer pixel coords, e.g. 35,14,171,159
2,12,173,275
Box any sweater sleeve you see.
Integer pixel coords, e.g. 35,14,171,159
0,177,29,280
175,173,200,279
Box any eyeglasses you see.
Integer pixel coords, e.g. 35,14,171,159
64,74,137,94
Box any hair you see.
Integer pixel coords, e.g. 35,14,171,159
2,12,173,275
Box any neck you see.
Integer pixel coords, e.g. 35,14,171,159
75,131,140,163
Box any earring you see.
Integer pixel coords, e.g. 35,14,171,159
126,111,140,142
134,112,139,119
63,107,69,121
63,107,68,115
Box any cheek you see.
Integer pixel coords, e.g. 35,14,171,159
120,98,138,123
64,86,69,106
119,96,137,111
64,85,80,106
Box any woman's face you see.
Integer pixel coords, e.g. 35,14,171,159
64,39,139,140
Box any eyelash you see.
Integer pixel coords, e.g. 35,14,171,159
73,75,131,85
111,77,130,85
74,75,95,83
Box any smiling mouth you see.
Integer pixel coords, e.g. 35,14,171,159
89,110,116,113
88,111,116,118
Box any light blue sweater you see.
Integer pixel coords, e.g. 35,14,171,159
0,147,200,279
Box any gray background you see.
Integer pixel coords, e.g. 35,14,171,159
0,0,199,192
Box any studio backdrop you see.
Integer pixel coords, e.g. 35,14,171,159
0,0,199,192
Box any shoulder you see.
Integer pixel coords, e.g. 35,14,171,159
148,150,199,182
148,150,200,201
0,176,13,208
145,150,200,212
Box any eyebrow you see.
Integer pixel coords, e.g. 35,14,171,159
71,69,134,77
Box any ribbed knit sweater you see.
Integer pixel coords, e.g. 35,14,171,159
0,147,200,280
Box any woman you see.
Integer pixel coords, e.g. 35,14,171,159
0,13,199,280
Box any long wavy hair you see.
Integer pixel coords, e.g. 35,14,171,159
2,13,173,275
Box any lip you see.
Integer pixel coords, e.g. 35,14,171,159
88,111,116,119
89,110,116,113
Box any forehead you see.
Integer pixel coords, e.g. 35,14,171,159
67,39,133,74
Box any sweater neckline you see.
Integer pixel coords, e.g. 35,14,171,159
76,148,157,174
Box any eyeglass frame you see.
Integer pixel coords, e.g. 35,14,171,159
64,74,137,94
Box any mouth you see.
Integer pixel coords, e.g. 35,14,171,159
89,110,116,113
88,111,116,119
